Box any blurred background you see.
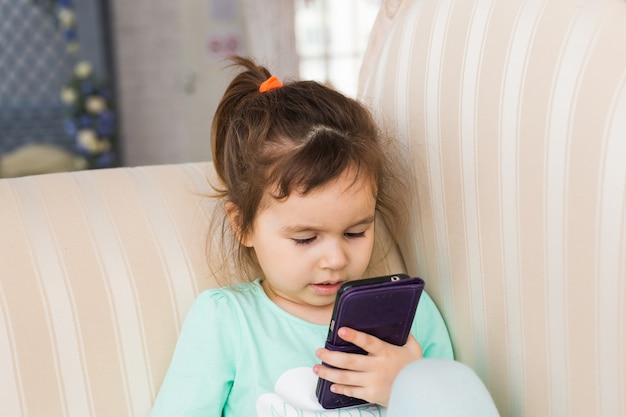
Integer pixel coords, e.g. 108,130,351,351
0,0,381,177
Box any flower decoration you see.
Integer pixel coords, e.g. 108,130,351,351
31,0,80,54
61,60,117,168
33,0,118,169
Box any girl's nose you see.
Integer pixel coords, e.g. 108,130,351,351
320,240,349,271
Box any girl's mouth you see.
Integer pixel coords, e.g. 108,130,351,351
309,281,344,295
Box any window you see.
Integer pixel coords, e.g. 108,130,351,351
295,0,381,97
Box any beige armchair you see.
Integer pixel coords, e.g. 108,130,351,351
1,0,625,416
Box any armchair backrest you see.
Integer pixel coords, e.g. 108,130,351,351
0,164,216,416
359,0,626,415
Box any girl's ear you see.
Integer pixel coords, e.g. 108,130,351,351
225,202,252,247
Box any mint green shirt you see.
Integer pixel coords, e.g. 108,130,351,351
150,279,453,417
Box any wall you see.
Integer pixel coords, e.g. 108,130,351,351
109,0,298,167
109,0,186,166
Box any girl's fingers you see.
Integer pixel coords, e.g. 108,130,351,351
313,363,363,387
335,327,385,353
313,363,382,406
315,348,369,372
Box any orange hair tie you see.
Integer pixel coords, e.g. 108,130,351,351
259,75,283,93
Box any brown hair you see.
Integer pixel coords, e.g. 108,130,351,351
208,56,407,285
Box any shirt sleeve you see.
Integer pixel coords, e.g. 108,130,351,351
150,290,240,417
411,290,455,359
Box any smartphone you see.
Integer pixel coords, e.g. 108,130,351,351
315,273,425,409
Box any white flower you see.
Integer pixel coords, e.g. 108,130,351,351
73,156,88,171
66,41,79,55
77,129,99,153
60,87,77,104
86,96,107,114
74,61,92,78
98,139,112,153
57,8,76,28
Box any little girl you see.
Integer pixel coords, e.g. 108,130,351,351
150,57,495,417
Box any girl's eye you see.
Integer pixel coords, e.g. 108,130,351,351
292,236,317,245
345,231,366,239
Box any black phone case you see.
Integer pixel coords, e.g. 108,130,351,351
315,274,425,409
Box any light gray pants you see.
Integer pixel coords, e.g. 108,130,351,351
387,359,500,417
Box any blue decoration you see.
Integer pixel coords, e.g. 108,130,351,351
63,28,77,41
64,119,77,136
33,0,118,169
42,0,119,169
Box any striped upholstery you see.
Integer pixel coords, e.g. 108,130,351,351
359,0,626,416
0,162,405,417
0,164,217,417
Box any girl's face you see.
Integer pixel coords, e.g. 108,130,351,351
242,170,377,324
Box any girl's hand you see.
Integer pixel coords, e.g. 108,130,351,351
313,327,423,407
